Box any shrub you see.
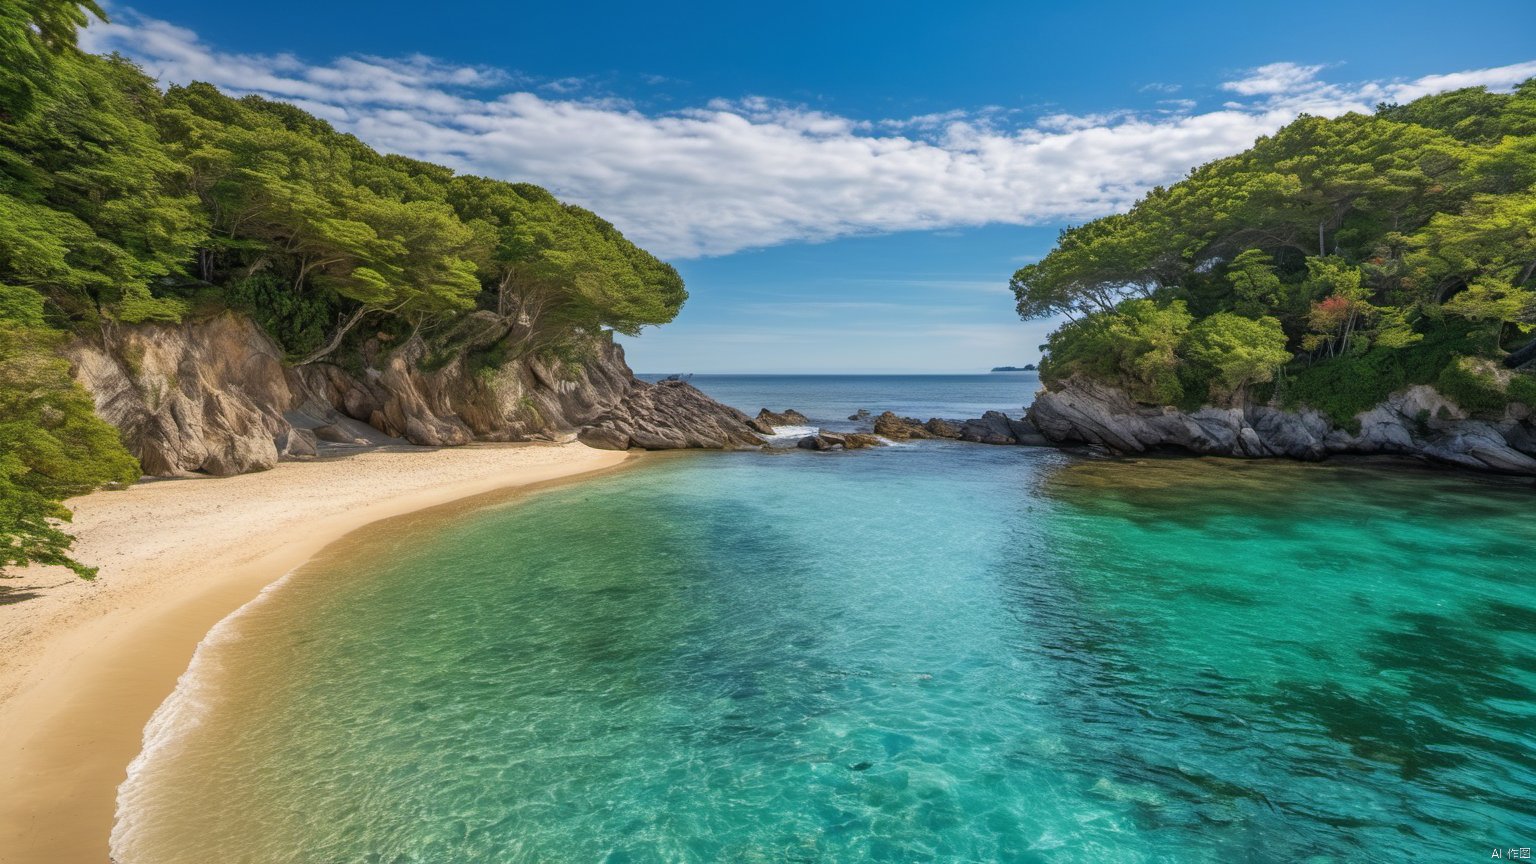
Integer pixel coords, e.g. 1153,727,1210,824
1436,356,1508,415
1181,313,1291,404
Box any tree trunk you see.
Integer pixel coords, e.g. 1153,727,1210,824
1505,335,1536,369
297,306,372,365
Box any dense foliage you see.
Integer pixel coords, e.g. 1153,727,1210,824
0,1,686,575
1015,83,1536,420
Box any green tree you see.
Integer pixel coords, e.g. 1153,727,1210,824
1040,299,1193,404
0,0,104,117
1183,312,1292,401
1226,248,1285,317
0,311,140,578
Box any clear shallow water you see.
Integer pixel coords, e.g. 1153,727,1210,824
115,416,1536,862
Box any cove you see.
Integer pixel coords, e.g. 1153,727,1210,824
112,445,1536,863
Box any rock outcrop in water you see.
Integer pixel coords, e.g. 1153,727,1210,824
67,311,765,476
1027,376,1536,476
576,381,765,451
795,430,886,451
853,378,1534,475
870,410,1051,447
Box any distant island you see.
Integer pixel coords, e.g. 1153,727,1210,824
990,365,1037,372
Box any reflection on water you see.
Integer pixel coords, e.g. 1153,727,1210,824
114,447,1536,863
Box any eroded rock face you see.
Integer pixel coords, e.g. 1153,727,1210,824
286,316,636,448
67,313,293,476
70,311,764,475
1028,377,1536,475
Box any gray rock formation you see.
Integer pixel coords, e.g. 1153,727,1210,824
958,412,1019,445
68,311,765,476
864,410,1049,447
576,380,765,450
1028,376,1536,475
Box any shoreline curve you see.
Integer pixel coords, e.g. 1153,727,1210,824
0,442,633,864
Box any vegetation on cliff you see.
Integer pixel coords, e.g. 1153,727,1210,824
1014,83,1536,422
0,1,685,575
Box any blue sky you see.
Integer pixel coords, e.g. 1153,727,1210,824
89,1,1536,372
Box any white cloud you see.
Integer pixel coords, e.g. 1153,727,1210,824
1221,62,1325,96
81,14,1536,260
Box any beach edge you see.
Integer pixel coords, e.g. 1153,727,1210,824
0,443,634,864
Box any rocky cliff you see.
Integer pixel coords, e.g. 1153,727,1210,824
1027,376,1536,476
68,311,764,477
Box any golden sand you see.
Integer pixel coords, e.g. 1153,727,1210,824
0,443,631,864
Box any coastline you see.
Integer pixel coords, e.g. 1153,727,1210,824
0,442,633,864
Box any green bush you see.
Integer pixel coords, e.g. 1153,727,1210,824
1040,300,1192,404
1281,325,1496,427
1509,370,1536,407
1435,357,1508,415
223,273,338,358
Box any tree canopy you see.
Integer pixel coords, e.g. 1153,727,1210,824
1018,81,1536,418
0,3,687,576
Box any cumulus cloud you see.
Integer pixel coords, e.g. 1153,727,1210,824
1221,62,1326,96
80,14,1536,259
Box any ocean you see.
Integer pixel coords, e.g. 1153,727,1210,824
112,375,1536,863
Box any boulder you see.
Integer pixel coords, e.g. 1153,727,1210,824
1008,417,1051,447
577,426,630,451
842,433,887,449
277,427,318,458
756,408,811,427
873,412,934,439
923,418,963,439
959,411,1017,445
796,434,836,451
577,380,766,451
312,424,359,444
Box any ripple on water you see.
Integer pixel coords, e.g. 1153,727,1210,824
114,448,1536,863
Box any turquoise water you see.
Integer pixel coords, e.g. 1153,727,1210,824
114,443,1536,862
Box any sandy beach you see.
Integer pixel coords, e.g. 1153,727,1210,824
0,442,631,864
